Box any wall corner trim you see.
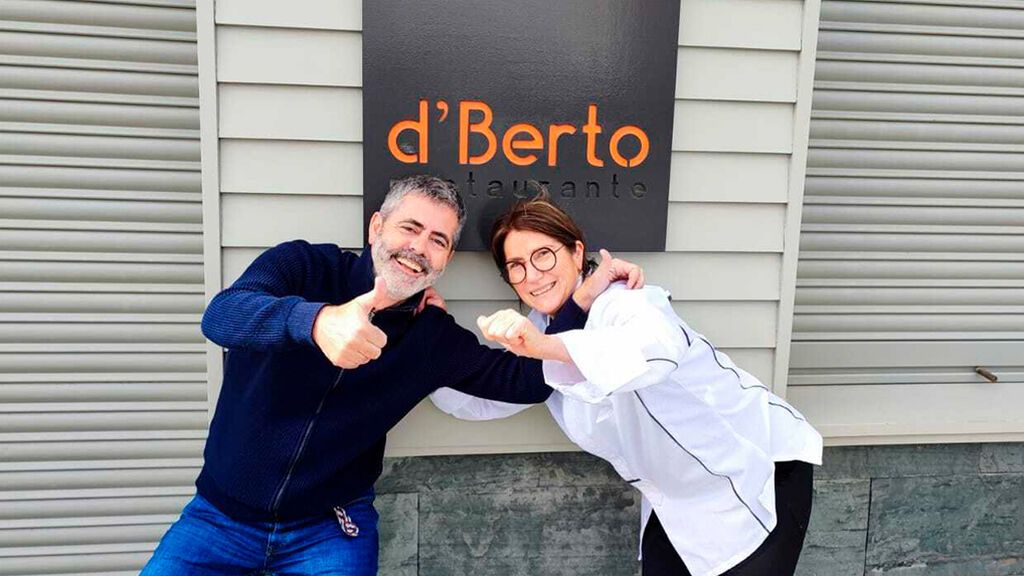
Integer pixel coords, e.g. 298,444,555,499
197,0,224,416
772,0,822,398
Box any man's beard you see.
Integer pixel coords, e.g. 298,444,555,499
370,234,443,301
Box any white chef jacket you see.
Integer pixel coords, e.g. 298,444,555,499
430,283,823,576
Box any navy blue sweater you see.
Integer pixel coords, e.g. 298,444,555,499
197,240,584,521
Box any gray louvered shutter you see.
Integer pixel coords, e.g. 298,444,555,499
790,0,1024,426
0,1,205,573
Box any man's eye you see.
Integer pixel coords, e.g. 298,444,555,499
400,225,416,233
433,238,448,249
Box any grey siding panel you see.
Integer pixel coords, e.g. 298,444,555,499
0,0,204,572
216,26,361,86
790,0,1024,440
219,139,363,194
671,152,791,203
215,0,362,31
679,0,804,50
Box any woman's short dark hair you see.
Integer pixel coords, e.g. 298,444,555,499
489,182,595,282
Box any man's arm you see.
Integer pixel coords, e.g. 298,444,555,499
203,241,389,368
201,240,332,351
421,301,593,404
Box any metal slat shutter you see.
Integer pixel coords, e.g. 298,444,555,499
791,1,1024,409
0,1,205,573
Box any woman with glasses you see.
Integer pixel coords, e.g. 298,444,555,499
430,193,823,576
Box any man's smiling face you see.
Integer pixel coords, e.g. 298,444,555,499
368,192,458,301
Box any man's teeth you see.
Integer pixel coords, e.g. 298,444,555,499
395,256,423,273
530,282,555,297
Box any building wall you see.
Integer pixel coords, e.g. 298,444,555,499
205,0,821,456
373,444,1024,576
199,2,1024,576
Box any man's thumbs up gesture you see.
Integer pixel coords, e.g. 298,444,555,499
312,277,391,369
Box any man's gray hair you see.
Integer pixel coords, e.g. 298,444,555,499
379,175,466,247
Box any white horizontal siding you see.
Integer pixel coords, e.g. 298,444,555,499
219,139,362,194
220,194,787,253
787,382,1024,442
215,0,361,31
673,101,795,153
670,152,791,203
217,85,360,141
666,203,786,252
679,0,804,50
216,26,361,87
677,48,799,102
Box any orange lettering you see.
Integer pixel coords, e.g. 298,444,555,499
582,104,604,167
459,101,497,165
387,99,429,164
502,123,544,166
547,124,577,167
609,125,650,168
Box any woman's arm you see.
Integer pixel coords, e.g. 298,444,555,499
478,285,689,403
429,387,534,421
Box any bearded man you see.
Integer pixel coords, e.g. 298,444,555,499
140,175,641,575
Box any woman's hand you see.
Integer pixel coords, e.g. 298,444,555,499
573,249,645,311
417,287,447,314
477,309,570,362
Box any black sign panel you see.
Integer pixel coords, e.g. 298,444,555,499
363,0,680,251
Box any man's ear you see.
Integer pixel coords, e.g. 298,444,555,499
368,212,383,245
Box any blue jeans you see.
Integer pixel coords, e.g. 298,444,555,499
141,492,379,576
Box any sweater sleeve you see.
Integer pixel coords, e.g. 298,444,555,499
423,307,553,404
201,240,337,350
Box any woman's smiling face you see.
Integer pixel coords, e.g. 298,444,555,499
503,229,584,316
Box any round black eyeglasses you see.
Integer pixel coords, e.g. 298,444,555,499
503,245,566,285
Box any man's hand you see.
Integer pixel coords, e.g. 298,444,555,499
477,309,569,362
416,287,447,314
312,277,389,369
572,249,645,311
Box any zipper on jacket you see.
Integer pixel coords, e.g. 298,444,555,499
269,368,345,517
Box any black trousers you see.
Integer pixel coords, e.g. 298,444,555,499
641,461,814,576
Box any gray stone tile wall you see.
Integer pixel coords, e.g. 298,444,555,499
375,444,1024,575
